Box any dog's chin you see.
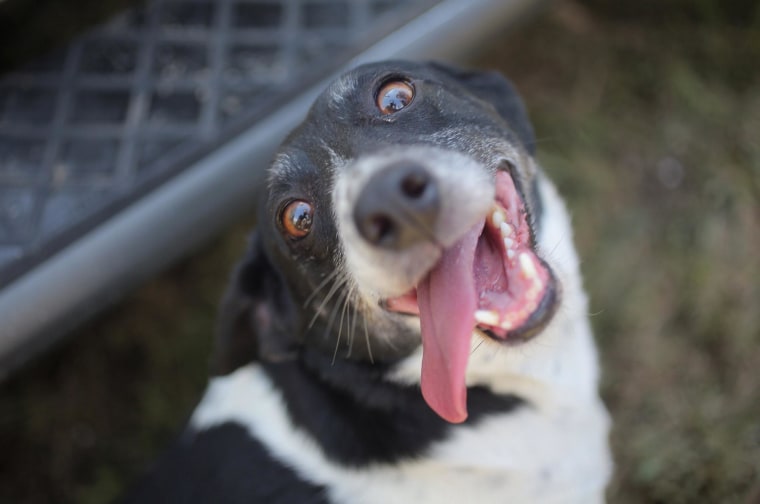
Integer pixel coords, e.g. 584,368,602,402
382,169,560,347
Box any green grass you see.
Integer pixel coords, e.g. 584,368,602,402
1,1,759,502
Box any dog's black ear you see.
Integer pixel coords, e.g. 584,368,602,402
428,62,536,154
213,231,297,375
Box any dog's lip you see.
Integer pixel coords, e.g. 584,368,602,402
382,167,559,344
382,272,558,344
478,263,559,343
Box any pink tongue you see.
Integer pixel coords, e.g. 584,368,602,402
417,221,483,423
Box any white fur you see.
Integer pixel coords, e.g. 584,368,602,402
192,364,608,503
327,73,360,117
191,174,612,503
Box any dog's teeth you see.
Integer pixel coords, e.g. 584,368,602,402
519,252,537,279
499,222,513,237
491,208,506,227
527,285,541,303
503,237,515,250
507,249,515,260
474,309,500,326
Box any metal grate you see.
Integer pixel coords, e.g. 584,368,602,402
0,0,440,286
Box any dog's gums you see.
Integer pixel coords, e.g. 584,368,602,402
384,170,557,423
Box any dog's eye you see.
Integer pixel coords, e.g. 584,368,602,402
376,80,414,115
281,200,313,238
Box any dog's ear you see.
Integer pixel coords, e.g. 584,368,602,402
428,62,535,154
212,231,298,375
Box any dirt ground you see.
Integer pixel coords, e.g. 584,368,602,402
1,1,758,503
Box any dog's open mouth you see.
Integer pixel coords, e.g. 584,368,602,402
383,170,558,423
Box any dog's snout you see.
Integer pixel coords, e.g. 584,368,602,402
353,163,439,249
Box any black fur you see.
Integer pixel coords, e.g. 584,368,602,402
427,62,536,154
263,348,524,465
121,424,328,504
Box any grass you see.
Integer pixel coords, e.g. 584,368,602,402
474,2,760,502
1,1,758,502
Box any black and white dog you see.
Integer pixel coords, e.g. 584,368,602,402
125,61,612,503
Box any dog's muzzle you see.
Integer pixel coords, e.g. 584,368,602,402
353,161,440,250
336,149,558,424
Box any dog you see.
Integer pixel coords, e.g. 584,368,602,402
123,61,612,503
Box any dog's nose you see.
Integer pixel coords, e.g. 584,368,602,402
353,162,439,249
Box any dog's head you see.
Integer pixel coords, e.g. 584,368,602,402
216,61,568,423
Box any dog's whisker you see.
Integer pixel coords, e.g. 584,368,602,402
362,313,374,364
531,134,558,146
304,269,342,308
308,274,349,329
383,327,400,352
548,237,565,258
347,283,358,358
470,337,486,356
331,287,352,365
325,288,349,364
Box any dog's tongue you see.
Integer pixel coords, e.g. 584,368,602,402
417,221,483,424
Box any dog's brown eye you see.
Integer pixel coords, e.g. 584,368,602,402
376,80,414,115
281,200,313,238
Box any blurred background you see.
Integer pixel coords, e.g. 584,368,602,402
1,0,758,502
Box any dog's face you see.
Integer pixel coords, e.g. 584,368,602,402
218,61,563,423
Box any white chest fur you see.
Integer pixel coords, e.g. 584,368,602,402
191,362,610,504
